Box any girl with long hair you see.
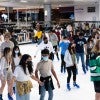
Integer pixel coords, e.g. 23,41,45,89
0,47,13,100
64,43,80,91
12,54,43,100
12,45,22,94
90,40,100,100
12,46,22,72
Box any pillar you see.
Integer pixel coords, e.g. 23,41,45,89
17,9,19,28
5,7,13,23
26,9,28,27
7,7,9,23
99,1,100,21
44,4,51,27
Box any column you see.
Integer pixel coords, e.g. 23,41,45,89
17,9,19,28
6,7,13,23
7,7,10,23
26,9,28,27
44,4,51,27
99,1,100,21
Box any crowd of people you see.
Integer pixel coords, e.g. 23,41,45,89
0,22,100,100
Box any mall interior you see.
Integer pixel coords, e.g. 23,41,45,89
0,0,100,44
0,0,100,100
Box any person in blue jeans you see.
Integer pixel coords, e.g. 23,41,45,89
74,33,87,74
59,36,70,73
35,49,60,100
12,54,43,100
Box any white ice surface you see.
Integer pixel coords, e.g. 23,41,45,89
2,44,95,100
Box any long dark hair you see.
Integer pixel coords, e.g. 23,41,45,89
3,47,11,57
12,46,21,57
19,54,33,75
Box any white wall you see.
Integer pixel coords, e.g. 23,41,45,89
74,4,99,21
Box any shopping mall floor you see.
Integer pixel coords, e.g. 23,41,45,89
2,43,94,100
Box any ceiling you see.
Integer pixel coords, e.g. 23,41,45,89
0,0,99,8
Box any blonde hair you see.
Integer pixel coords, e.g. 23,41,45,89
4,32,11,38
92,40,100,53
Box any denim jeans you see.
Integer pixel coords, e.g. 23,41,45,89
16,87,30,100
86,54,90,69
76,53,86,73
40,82,53,100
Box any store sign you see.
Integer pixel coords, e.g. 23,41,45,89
75,7,84,13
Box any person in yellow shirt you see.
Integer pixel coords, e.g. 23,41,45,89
34,25,43,45
35,29,42,39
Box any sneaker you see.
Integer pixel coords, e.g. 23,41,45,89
8,93,13,100
73,82,80,88
67,83,71,91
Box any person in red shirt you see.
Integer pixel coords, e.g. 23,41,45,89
55,28,61,45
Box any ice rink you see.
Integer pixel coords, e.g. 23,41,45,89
2,43,95,100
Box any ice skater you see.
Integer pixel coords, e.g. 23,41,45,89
64,43,80,91
35,49,60,100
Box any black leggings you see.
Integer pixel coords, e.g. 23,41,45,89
53,45,59,59
94,81,100,93
66,65,77,83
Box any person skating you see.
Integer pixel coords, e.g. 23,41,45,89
64,43,80,91
89,40,100,100
35,49,60,100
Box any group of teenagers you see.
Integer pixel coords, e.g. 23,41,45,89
0,32,61,100
59,28,100,100
0,27,100,100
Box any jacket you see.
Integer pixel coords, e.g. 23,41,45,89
64,50,77,67
89,52,100,81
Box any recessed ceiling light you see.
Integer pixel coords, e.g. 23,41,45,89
20,0,27,3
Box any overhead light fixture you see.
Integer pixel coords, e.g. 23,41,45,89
45,10,48,16
59,5,61,7
20,0,27,3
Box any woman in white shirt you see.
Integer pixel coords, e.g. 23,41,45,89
0,33,4,59
0,47,13,100
12,54,43,100
12,45,22,94
12,46,22,72
64,43,80,91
